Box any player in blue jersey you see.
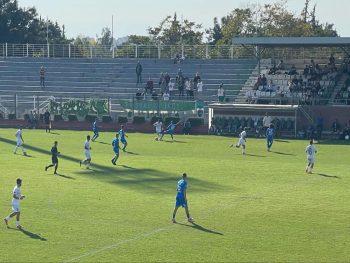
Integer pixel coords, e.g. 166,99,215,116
172,173,194,223
111,133,120,165
161,120,179,141
266,124,275,152
91,118,99,142
119,125,128,152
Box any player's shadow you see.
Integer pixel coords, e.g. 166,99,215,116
164,140,187,143
119,165,136,169
49,132,60,135
274,139,289,143
56,173,75,180
272,151,296,156
244,153,266,158
176,222,223,235
124,151,139,155
318,173,340,179
8,227,47,241
96,141,110,145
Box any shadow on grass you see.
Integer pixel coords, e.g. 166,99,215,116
274,139,290,143
124,151,139,155
317,173,340,179
176,222,223,235
48,132,60,135
272,151,296,156
56,173,76,180
0,137,226,193
244,153,266,158
8,227,47,241
164,140,187,143
96,141,110,145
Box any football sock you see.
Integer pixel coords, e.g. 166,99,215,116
16,221,20,226
5,216,10,220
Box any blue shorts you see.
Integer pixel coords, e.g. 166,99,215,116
175,195,187,208
120,138,127,144
93,129,99,135
113,149,119,155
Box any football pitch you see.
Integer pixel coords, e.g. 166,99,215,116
0,128,349,262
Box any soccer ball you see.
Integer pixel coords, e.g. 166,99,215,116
345,135,349,140
155,137,159,141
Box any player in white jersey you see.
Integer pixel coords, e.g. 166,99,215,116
80,135,92,169
13,128,27,155
153,119,163,141
4,178,25,229
230,127,247,155
305,140,317,174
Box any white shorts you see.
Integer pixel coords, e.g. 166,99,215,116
237,138,245,146
12,203,20,212
307,156,315,164
156,129,162,134
85,150,91,159
16,140,23,147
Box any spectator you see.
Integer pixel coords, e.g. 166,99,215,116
277,59,285,70
287,64,297,75
193,72,201,90
135,88,144,100
136,61,143,86
254,75,263,90
183,120,192,135
176,69,185,98
40,66,45,88
303,64,310,76
185,78,193,99
151,90,158,100
145,77,154,94
164,72,170,87
332,119,340,133
163,91,170,101
44,110,51,133
329,54,336,67
217,83,225,102
159,72,166,95
263,112,271,134
197,80,203,98
261,74,268,87
168,78,175,99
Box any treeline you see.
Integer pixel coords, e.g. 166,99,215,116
0,0,338,45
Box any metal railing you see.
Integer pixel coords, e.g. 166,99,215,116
0,43,256,60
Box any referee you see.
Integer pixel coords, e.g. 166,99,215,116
45,141,60,175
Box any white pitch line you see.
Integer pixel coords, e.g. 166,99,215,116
62,225,174,263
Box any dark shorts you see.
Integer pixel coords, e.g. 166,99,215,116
52,156,58,164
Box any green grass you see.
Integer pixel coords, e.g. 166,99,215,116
0,128,349,262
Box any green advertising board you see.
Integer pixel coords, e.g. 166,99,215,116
119,100,198,111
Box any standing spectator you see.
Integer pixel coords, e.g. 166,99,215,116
158,72,166,95
197,80,203,98
168,79,175,100
263,112,271,135
40,66,45,88
44,110,51,133
217,83,225,102
193,72,201,91
136,61,143,86
176,69,184,98
163,91,170,101
185,78,191,99
164,72,170,88
183,120,192,135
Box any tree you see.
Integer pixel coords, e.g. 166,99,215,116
206,17,223,45
0,0,69,43
97,27,112,46
148,13,203,45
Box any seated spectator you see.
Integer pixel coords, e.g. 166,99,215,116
158,72,166,95
164,72,170,87
254,75,263,90
135,88,144,100
145,77,154,94
197,80,203,94
303,64,310,76
261,74,268,87
266,80,276,92
163,91,170,101
329,54,336,67
151,91,158,100
287,64,297,75
277,59,285,70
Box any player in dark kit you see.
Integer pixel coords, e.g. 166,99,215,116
45,141,60,174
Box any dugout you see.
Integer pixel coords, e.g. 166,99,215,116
208,103,299,137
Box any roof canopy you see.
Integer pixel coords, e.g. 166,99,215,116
232,37,350,47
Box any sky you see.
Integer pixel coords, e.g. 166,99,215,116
18,0,350,39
